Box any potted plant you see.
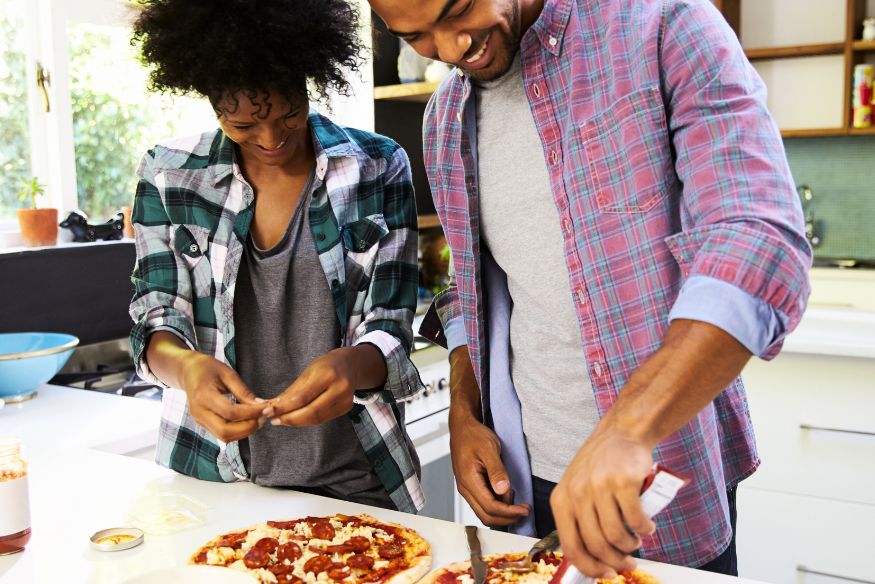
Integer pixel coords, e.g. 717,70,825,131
16,177,58,247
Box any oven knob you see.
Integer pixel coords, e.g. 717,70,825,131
438,378,449,391
424,383,434,396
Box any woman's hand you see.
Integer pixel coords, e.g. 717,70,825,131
268,345,386,426
178,351,271,441
146,331,268,442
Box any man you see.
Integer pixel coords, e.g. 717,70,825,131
369,0,811,579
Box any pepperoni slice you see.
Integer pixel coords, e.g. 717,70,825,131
378,544,404,559
243,546,270,569
329,562,352,580
346,553,375,570
217,532,248,549
304,555,334,574
193,549,208,564
325,544,355,554
277,542,302,563
345,536,371,553
311,522,336,541
254,537,279,553
268,520,300,530
269,564,294,576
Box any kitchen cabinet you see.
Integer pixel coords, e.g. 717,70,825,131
723,0,875,137
737,316,875,583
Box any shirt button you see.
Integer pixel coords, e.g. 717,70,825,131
548,36,558,47
592,362,603,377
189,243,198,253
550,149,559,165
456,112,463,122
532,84,542,98
456,69,464,77
331,279,340,287
576,289,586,305
562,218,572,233
316,232,326,242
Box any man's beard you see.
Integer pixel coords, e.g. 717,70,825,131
464,2,521,81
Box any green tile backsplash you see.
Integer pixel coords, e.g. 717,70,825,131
783,136,875,261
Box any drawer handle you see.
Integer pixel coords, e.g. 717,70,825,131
797,565,875,583
799,423,875,438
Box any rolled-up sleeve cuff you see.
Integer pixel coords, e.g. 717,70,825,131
354,330,423,403
669,275,788,357
131,309,196,388
444,315,467,354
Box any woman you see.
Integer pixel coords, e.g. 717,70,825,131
128,0,423,513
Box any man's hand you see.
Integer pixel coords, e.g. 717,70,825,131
177,351,269,442
449,410,531,526
550,429,654,579
550,319,752,579
269,345,386,426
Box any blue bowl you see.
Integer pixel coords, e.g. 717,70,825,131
0,333,79,401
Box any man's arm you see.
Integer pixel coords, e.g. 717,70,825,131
552,320,751,579
448,345,531,525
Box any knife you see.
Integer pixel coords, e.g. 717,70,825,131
465,525,488,584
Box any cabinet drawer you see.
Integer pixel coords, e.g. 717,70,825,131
742,353,875,504
737,487,875,584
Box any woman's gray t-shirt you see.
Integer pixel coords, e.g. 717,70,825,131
234,172,393,508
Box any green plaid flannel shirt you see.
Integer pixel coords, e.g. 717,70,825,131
128,113,425,513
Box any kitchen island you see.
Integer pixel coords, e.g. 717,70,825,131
0,386,765,583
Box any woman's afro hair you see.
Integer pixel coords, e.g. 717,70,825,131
132,0,365,105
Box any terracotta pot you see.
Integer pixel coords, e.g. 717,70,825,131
16,208,58,247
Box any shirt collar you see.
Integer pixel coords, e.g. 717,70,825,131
209,112,356,186
524,0,573,56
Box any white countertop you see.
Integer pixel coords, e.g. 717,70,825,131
781,307,875,359
0,386,767,584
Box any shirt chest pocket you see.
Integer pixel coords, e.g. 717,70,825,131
341,214,389,254
579,86,674,214
173,224,213,298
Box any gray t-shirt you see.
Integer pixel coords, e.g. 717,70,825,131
475,55,601,482
234,170,393,508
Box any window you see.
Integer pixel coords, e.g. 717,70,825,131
0,0,215,224
0,0,374,232
0,0,34,219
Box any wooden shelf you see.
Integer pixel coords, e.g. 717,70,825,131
852,40,875,51
417,214,442,229
374,82,439,103
779,127,875,138
744,43,846,61
780,128,850,138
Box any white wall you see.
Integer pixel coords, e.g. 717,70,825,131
323,0,375,132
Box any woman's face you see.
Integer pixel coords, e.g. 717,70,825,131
214,89,310,168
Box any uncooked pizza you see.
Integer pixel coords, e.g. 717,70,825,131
191,513,431,584
421,552,659,584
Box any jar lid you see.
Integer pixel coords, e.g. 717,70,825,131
90,527,145,552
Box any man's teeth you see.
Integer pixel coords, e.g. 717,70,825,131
466,38,488,63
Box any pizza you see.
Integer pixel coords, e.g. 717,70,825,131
421,552,659,584
191,513,431,584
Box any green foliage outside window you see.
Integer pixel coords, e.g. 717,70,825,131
0,15,213,222
0,12,31,217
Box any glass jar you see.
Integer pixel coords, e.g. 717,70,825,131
0,437,31,555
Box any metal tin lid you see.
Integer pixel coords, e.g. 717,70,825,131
90,527,145,552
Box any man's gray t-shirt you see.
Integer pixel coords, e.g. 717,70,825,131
234,171,392,508
475,55,601,482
